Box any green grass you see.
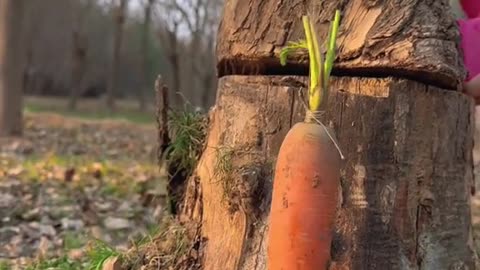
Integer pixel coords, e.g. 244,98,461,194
23,240,119,270
24,96,155,124
0,260,11,270
166,108,207,175
25,256,83,270
85,240,120,270
63,232,85,251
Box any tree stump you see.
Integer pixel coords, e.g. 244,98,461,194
180,76,476,269
172,0,477,269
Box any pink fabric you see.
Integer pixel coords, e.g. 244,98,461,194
459,18,480,81
460,0,480,19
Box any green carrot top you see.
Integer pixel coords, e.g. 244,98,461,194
280,10,341,112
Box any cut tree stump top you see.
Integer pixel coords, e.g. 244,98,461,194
217,0,464,89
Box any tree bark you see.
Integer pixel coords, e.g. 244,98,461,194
216,0,464,90
168,0,477,269
0,0,26,137
106,0,128,111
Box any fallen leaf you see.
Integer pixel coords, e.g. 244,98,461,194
22,208,40,221
36,236,51,258
0,193,17,208
102,256,123,270
91,162,103,179
7,166,23,176
39,225,56,237
61,218,85,230
103,217,131,230
67,248,85,260
64,168,76,182
90,226,103,239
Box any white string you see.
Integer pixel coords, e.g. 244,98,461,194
305,110,345,160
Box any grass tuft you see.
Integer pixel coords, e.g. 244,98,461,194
85,240,120,270
123,216,192,270
166,108,207,175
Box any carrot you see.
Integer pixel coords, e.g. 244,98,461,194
267,11,343,270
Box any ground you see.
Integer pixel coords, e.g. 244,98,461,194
0,97,166,269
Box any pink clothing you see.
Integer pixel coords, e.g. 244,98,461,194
460,0,480,19
459,18,480,81
459,0,480,81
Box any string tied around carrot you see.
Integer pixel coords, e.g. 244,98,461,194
304,110,345,160
304,109,325,123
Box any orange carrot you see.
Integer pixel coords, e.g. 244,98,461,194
267,121,341,270
267,11,342,270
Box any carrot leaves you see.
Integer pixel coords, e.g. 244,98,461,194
279,40,307,66
279,10,341,111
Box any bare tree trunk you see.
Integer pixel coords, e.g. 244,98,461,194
165,25,182,108
106,0,128,111
69,31,88,111
160,0,478,269
139,0,155,111
0,0,26,137
68,0,91,111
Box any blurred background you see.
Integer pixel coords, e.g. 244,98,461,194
0,0,223,268
22,0,222,121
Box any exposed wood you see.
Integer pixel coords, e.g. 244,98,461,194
216,0,464,89
181,75,476,269
102,256,123,270
0,0,26,137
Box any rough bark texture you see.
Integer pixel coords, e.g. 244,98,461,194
216,0,464,90
181,75,476,269
0,0,25,137
155,75,170,159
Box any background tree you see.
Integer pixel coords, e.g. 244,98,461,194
138,0,156,111
154,1,183,107
106,0,129,111
0,0,26,137
18,0,223,112
69,0,93,110
155,0,222,109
